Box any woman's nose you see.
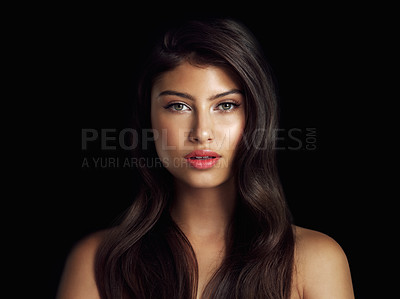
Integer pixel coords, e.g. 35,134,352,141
188,110,214,144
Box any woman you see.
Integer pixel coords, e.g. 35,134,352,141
57,18,354,298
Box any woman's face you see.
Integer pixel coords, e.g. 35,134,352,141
151,62,245,188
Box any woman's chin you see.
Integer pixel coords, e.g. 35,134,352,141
173,171,233,189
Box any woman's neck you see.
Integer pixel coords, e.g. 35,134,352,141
169,176,237,243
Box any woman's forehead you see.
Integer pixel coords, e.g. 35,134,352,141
151,62,242,99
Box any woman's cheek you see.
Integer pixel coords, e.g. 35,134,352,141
154,120,185,158
217,119,244,151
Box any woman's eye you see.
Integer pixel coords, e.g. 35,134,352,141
173,103,185,111
165,103,190,112
217,102,239,111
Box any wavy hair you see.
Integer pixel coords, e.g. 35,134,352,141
95,18,295,299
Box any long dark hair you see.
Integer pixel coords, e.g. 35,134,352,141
95,18,294,299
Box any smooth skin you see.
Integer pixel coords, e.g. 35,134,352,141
57,62,354,299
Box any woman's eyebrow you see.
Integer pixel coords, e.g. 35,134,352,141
158,90,195,101
158,89,243,101
211,89,243,100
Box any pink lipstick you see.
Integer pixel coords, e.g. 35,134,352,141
184,150,221,169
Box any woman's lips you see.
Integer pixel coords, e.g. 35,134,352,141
184,150,221,169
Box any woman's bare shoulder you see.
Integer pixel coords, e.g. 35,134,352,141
292,225,354,299
56,230,109,299
293,225,342,253
70,230,107,255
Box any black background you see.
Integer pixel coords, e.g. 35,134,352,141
28,3,389,298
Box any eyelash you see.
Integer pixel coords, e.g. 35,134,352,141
163,101,241,113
